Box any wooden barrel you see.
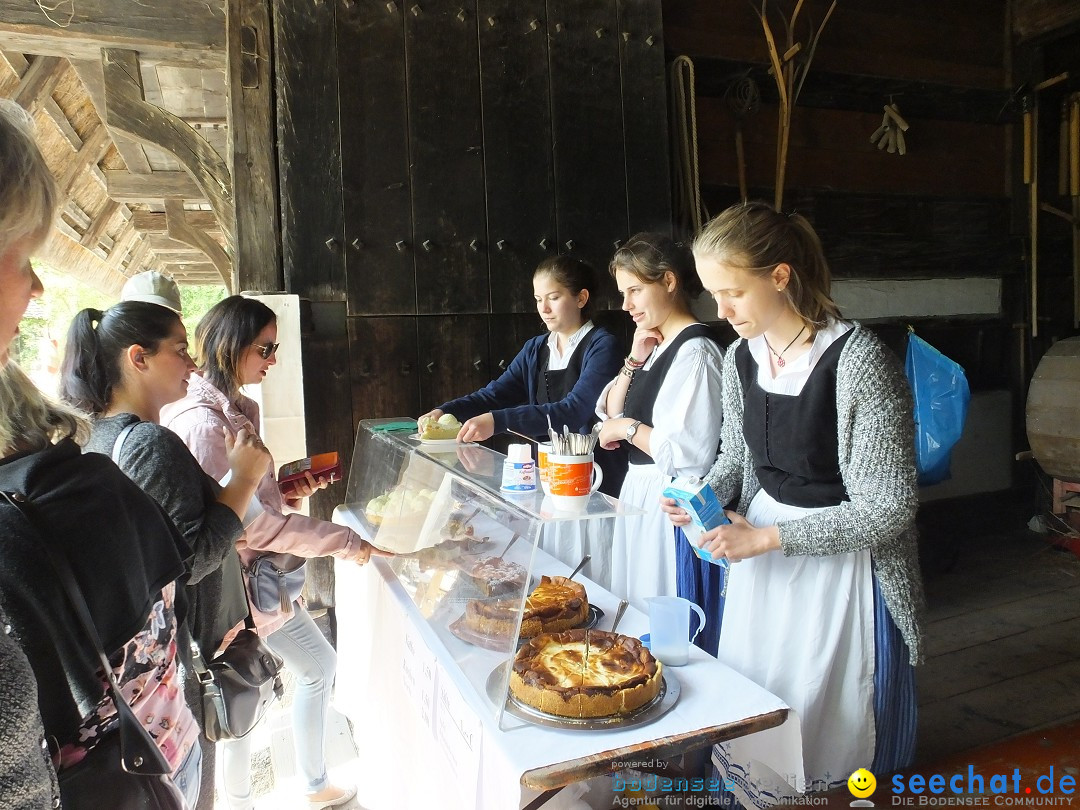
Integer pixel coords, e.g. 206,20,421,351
1027,336,1080,483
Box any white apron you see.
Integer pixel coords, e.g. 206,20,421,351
713,489,875,805
608,461,677,613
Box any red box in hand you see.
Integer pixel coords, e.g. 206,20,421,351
278,452,342,498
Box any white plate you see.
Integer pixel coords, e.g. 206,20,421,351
409,433,463,447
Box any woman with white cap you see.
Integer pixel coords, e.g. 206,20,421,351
121,270,183,315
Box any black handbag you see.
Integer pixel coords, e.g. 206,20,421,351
189,610,284,742
0,491,186,810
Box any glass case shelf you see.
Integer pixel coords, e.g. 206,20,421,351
332,418,643,725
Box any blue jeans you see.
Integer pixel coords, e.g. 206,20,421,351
221,604,337,808
172,738,203,809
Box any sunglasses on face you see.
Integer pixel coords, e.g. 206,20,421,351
253,342,279,360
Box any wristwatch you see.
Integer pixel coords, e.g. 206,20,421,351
625,420,642,445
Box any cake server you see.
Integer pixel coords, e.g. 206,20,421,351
610,599,630,633
567,553,591,581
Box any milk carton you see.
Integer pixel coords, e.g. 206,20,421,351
662,475,730,568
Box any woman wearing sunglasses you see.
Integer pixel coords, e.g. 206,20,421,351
162,295,382,810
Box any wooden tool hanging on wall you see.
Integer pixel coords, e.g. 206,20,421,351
755,0,837,210
1070,92,1079,328
869,102,909,155
725,74,761,201
1023,92,1039,337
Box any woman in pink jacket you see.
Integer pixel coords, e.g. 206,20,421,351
162,295,380,810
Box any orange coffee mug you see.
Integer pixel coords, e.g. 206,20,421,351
537,443,552,494
547,452,604,511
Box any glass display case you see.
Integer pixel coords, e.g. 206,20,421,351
332,418,642,727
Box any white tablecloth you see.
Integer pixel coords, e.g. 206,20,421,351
333,551,795,810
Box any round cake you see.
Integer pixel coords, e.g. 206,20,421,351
509,629,663,718
464,575,587,639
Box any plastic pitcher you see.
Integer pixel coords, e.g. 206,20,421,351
646,596,706,666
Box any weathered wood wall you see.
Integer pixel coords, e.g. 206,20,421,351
664,0,1029,429
273,0,671,531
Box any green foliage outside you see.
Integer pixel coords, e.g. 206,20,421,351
14,260,226,394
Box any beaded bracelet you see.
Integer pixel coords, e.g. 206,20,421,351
625,354,645,369
620,366,635,379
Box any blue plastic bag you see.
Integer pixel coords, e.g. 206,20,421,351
905,330,970,486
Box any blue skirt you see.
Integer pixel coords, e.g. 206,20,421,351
674,525,725,656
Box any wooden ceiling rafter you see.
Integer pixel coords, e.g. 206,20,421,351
57,123,110,197
123,238,152,277
80,199,121,250
101,48,235,250
10,54,65,110
105,170,207,203
0,0,226,69
1,51,81,150
68,57,153,174
106,221,139,270
1,4,237,293
41,229,129,294
0,48,160,292
133,210,219,232
147,233,216,252
164,199,232,290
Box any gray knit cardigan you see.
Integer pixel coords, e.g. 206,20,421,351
704,323,926,664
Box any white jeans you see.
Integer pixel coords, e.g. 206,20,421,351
221,605,337,808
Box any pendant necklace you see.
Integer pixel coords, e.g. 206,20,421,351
763,324,806,368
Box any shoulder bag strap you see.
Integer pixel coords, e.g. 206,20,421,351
0,490,171,776
111,422,138,465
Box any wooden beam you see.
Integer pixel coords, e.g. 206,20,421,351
1013,0,1080,42
61,200,90,230
165,199,232,290
79,199,121,249
55,219,82,244
166,262,226,283
57,124,111,196
132,210,220,232
10,54,65,110
154,251,217,264
227,0,282,292
105,170,206,202
0,0,225,69
147,234,210,252
102,48,234,249
40,230,128,295
106,222,139,269
123,238,152,275
68,58,153,174
2,52,77,149
1,51,84,150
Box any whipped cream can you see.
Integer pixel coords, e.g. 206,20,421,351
500,443,536,492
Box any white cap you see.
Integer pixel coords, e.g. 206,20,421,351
507,443,533,462
120,271,182,314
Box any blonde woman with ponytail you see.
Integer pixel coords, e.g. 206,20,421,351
665,201,925,805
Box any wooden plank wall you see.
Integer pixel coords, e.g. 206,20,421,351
273,0,672,527
663,0,1026,405
335,0,670,420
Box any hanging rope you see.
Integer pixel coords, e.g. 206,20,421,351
669,55,707,239
35,0,75,27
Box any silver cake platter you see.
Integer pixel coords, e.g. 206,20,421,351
485,662,680,730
